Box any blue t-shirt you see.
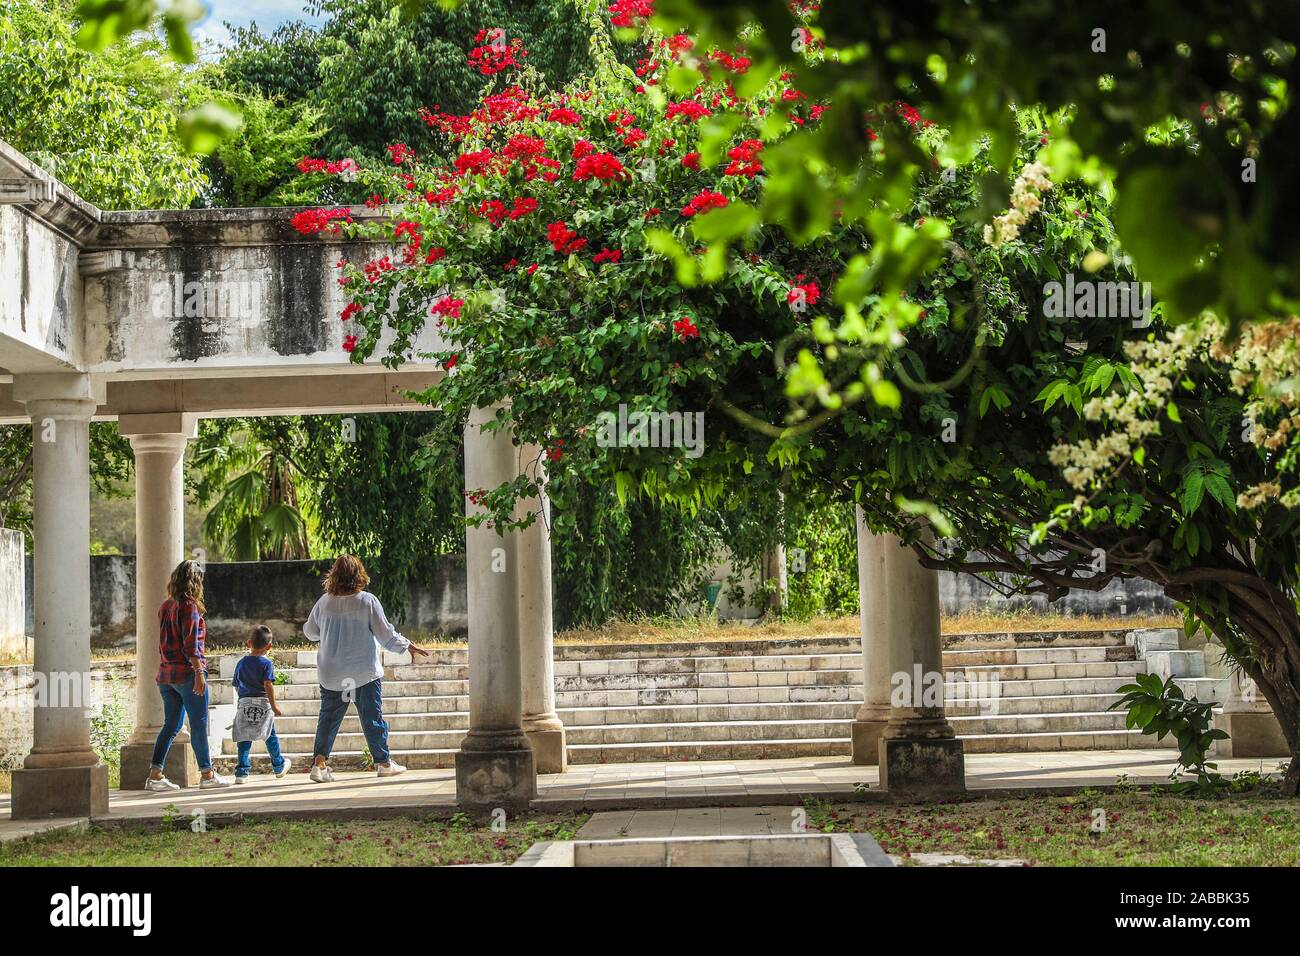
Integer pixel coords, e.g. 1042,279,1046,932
232,654,275,699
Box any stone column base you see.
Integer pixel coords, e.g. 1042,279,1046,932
119,739,200,790
1215,711,1291,758
878,737,966,799
455,747,536,812
524,727,568,774
10,764,109,819
851,719,886,766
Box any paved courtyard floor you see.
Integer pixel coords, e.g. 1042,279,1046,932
1,748,1287,844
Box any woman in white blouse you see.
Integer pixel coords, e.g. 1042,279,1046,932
304,555,429,782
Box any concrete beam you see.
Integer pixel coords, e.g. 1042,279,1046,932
0,371,441,423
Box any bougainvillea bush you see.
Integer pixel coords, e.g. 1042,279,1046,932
298,12,859,534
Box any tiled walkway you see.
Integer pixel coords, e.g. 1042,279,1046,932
1,748,1287,843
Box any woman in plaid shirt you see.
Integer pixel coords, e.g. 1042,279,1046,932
145,560,232,791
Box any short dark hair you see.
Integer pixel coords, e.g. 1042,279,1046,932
250,625,273,650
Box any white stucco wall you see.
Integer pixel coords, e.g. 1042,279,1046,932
0,528,24,659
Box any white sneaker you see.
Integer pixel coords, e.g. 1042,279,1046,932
276,758,293,779
377,760,406,778
234,775,248,785
200,772,232,789
310,764,335,784
145,775,180,792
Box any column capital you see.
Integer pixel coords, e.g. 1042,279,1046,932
12,372,104,409
118,412,199,441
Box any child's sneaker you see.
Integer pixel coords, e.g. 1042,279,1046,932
275,758,293,779
310,764,335,784
377,760,406,778
145,775,180,792
234,775,248,785
200,772,232,789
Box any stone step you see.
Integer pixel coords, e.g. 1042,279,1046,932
243,707,1144,757
269,690,1142,736
215,722,1164,774
212,630,1135,677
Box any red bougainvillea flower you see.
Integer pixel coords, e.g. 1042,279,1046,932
425,246,447,263
606,108,637,128
573,151,629,182
546,221,588,254
593,248,622,266
895,101,923,127
342,334,358,353
724,139,763,177
681,151,701,170
290,208,352,235
708,49,751,74
666,100,712,123
340,302,363,322
544,438,565,462
478,199,507,225
644,207,661,219
444,354,459,370
502,134,547,162
509,196,538,219
431,296,466,319
526,262,539,275
297,157,357,176
363,256,394,283
680,190,728,217
426,186,459,206
787,275,821,308
454,149,496,177
621,126,647,148
387,143,417,165
547,106,582,126
468,29,528,75
572,139,596,159
609,0,654,29
673,316,700,341
665,33,692,56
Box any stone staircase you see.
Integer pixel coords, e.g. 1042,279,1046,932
208,628,1227,772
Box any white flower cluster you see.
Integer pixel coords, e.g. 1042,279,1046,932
1047,321,1222,491
1209,317,1300,509
983,162,1053,247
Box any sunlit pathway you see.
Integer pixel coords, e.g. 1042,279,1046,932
2,748,1287,844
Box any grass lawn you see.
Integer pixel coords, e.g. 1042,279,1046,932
0,811,589,867
805,789,1300,866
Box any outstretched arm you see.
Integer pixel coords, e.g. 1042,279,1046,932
366,594,412,655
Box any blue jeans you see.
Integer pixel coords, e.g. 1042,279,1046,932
151,680,212,771
313,679,389,764
235,725,285,777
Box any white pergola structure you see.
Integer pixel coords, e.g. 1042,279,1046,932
1,140,962,819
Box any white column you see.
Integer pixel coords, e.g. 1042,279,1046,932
853,517,964,795
118,414,198,788
515,448,566,773
10,373,108,818
454,405,536,809
850,508,893,764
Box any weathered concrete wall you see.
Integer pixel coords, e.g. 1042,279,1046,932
938,566,1176,616
20,550,1172,653
25,555,471,650
0,141,98,374
0,659,133,768
84,209,444,377
0,529,25,657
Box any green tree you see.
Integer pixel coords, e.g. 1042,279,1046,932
0,0,208,208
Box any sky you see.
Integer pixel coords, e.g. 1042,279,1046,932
193,0,324,51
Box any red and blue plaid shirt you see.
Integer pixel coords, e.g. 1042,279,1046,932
156,599,206,685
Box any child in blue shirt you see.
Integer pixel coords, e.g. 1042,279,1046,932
231,626,291,783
